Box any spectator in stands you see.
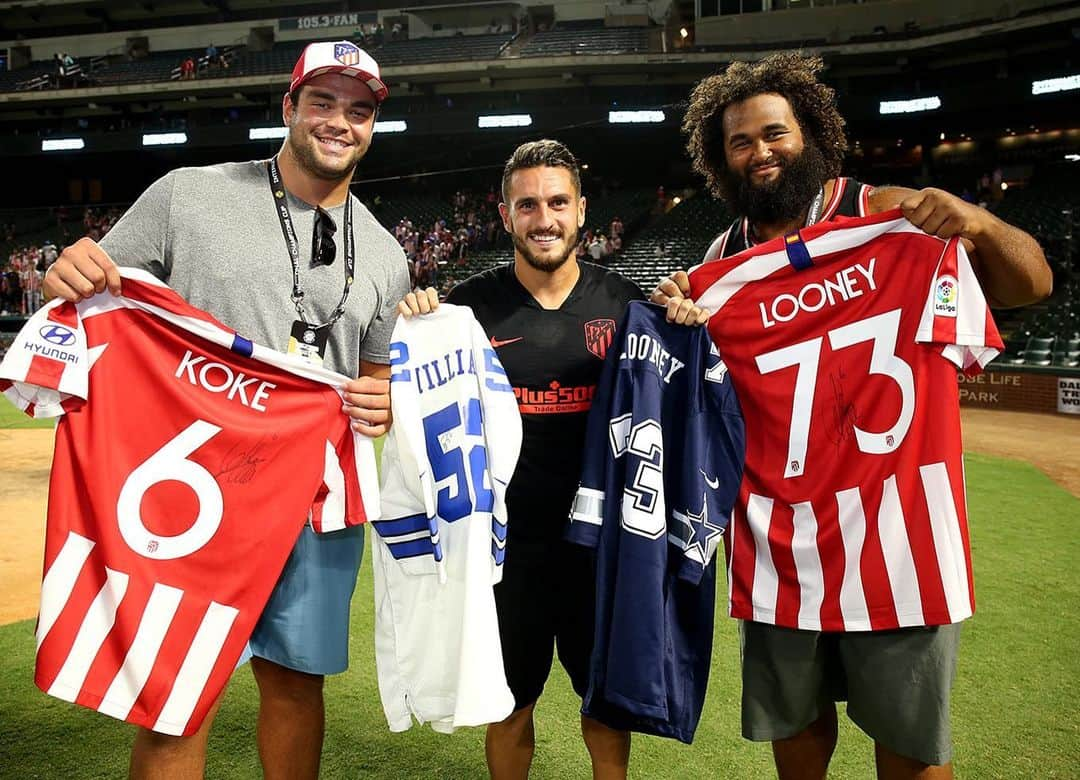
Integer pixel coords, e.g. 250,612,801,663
593,234,611,262
0,269,20,314
653,52,1052,780
180,56,196,80
41,241,58,271
42,41,406,779
610,215,624,241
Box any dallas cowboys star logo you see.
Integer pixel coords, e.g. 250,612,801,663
675,492,727,565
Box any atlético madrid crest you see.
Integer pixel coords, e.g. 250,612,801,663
584,318,616,359
334,43,361,65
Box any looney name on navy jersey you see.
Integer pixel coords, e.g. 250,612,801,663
619,332,686,384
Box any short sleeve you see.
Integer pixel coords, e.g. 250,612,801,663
0,300,87,418
359,231,411,365
915,237,1003,375
99,172,175,281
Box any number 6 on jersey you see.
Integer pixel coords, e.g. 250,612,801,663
116,420,224,560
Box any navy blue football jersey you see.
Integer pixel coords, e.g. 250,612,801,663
565,301,745,743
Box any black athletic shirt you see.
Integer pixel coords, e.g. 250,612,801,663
447,261,644,542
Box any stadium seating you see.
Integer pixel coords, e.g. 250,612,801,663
607,195,733,292
374,33,513,66
0,32,518,93
521,20,650,57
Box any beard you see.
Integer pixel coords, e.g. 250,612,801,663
722,141,829,227
511,225,579,273
287,120,368,182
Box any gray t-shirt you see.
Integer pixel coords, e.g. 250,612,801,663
100,160,409,377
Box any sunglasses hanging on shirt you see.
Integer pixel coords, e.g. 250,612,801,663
312,207,338,267
267,157,355,366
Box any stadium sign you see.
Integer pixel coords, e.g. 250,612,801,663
279,13,375,32
1058,377,1080,415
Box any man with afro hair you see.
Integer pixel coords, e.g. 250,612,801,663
654,53,1050,780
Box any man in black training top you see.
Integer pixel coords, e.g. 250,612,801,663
400,139,644,780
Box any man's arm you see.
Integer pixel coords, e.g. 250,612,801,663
871,185,1053,308
343,361,392,436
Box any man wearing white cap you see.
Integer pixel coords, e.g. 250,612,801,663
44,41,410,778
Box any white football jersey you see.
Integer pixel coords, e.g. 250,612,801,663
373,304,521,733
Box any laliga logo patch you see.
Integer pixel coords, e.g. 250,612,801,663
39,324,76,346
334,42,361,66
934,275,958,317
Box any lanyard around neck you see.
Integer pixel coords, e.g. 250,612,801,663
267,156,355,329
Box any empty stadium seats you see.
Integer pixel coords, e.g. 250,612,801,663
521,21,650,57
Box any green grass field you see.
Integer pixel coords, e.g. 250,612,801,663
0,392,55,429
0,454,1077,778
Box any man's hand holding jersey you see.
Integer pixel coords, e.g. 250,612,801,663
397,287,440,318
42,237,394,437
649,270,710,327
43,238,123,302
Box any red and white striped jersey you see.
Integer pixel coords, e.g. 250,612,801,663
690,210,1001,632
0,268,379,735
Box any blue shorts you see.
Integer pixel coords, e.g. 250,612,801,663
241,524,364,676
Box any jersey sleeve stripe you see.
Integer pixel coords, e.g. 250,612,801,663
570,487,605,526
372,513,431,538
386,536,439,560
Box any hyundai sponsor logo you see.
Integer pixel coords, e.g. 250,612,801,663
39,325,77,346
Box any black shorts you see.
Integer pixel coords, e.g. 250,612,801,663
494,538,596,711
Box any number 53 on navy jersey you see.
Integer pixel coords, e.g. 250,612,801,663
566,301,745,743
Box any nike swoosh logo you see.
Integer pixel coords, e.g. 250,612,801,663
700,470,720,489
491,337,524,348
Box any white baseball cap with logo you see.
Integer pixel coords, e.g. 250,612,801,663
290,41,389,103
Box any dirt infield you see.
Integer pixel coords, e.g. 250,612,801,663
1,409,1078,625
1,428,53,625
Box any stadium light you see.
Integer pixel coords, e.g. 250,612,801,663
42,138,85,151
1066,154,1080,162
248,127,288,141
478,114,532,129
142,132,188,146
1031,74,1080,95
608,110,666,124
374,120,407,134
879,96,941,115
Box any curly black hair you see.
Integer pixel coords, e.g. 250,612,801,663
683,53,848,199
